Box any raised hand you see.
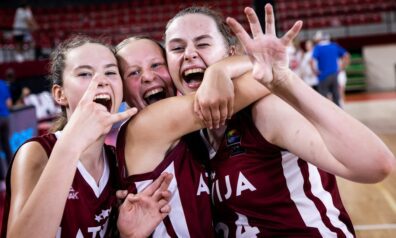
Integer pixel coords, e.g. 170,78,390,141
193,55,255,129
62,76,137,150
226,4,302,89
117,173,173,238
194,65,234,129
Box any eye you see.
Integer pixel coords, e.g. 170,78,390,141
197,43,210,48
105,71,118,76
127,70,140,78
152,62,164,69
78,72,92,78
171,46,184,52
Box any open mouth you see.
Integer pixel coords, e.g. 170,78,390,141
93,94,112,112
144,88,167,105
183,68,205,88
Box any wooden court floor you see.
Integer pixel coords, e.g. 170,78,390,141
338,91,396,238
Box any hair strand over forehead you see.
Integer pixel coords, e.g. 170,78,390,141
164,6,238,49
115,35,166,58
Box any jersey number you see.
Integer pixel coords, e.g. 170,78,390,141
216,212,259,238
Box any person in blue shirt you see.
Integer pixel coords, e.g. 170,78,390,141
310,31,350,106
0,73,13,185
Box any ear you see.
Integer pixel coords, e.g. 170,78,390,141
228,45,236,56
52,84,68,106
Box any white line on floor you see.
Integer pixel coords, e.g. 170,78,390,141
354,224,396,231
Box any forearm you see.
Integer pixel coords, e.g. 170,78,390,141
210,55,252,79
130,73,269,149
271,69,395,182
233,72,270,112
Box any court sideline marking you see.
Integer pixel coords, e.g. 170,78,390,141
354,223,396,231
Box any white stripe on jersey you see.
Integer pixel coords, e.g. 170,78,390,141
55,131,109,198
307,163,354,238
76,148,109,198
281,151,337,237
134,162,190,238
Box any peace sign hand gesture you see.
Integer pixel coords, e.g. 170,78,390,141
226,4,302,90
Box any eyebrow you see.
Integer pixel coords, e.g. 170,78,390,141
104,63,118,68
194,35,213,42
168,34,213,44
126,57,164,68
75,63,118,70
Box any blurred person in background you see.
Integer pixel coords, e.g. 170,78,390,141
286,39,303,73
12,1,39,62
310,31,350,107
4,68,30,108
298,40,318,90
0,74,12,191
337,56,350,108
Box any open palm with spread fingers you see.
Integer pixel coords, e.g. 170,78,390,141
226,4,302,89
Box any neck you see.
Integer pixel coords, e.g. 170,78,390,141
80,136,106,184
207,126,226,151
80,136,105,164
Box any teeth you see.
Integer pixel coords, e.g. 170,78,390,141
94,94,111,100
184,68,205,76
144,88,163,98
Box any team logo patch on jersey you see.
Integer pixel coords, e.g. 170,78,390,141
95,208,111,222
226,129,245,156
68,187,79,200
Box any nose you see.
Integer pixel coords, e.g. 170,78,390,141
97,74,109,87
141,70,155,83
184,44,198,61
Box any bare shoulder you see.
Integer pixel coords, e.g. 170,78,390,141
11,141,48,181
252,94,283,122
251,95,298,143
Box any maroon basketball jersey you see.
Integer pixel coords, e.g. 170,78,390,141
210,108,355,238
116,122,215,238
1,133,119,238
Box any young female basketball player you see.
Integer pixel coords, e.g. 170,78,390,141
1,35,172,238
114,36,269,237
162,4,394,237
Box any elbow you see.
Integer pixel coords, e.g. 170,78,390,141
381,154,396,178
366,153,395,183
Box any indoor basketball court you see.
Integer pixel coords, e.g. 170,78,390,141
0,0,395,237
